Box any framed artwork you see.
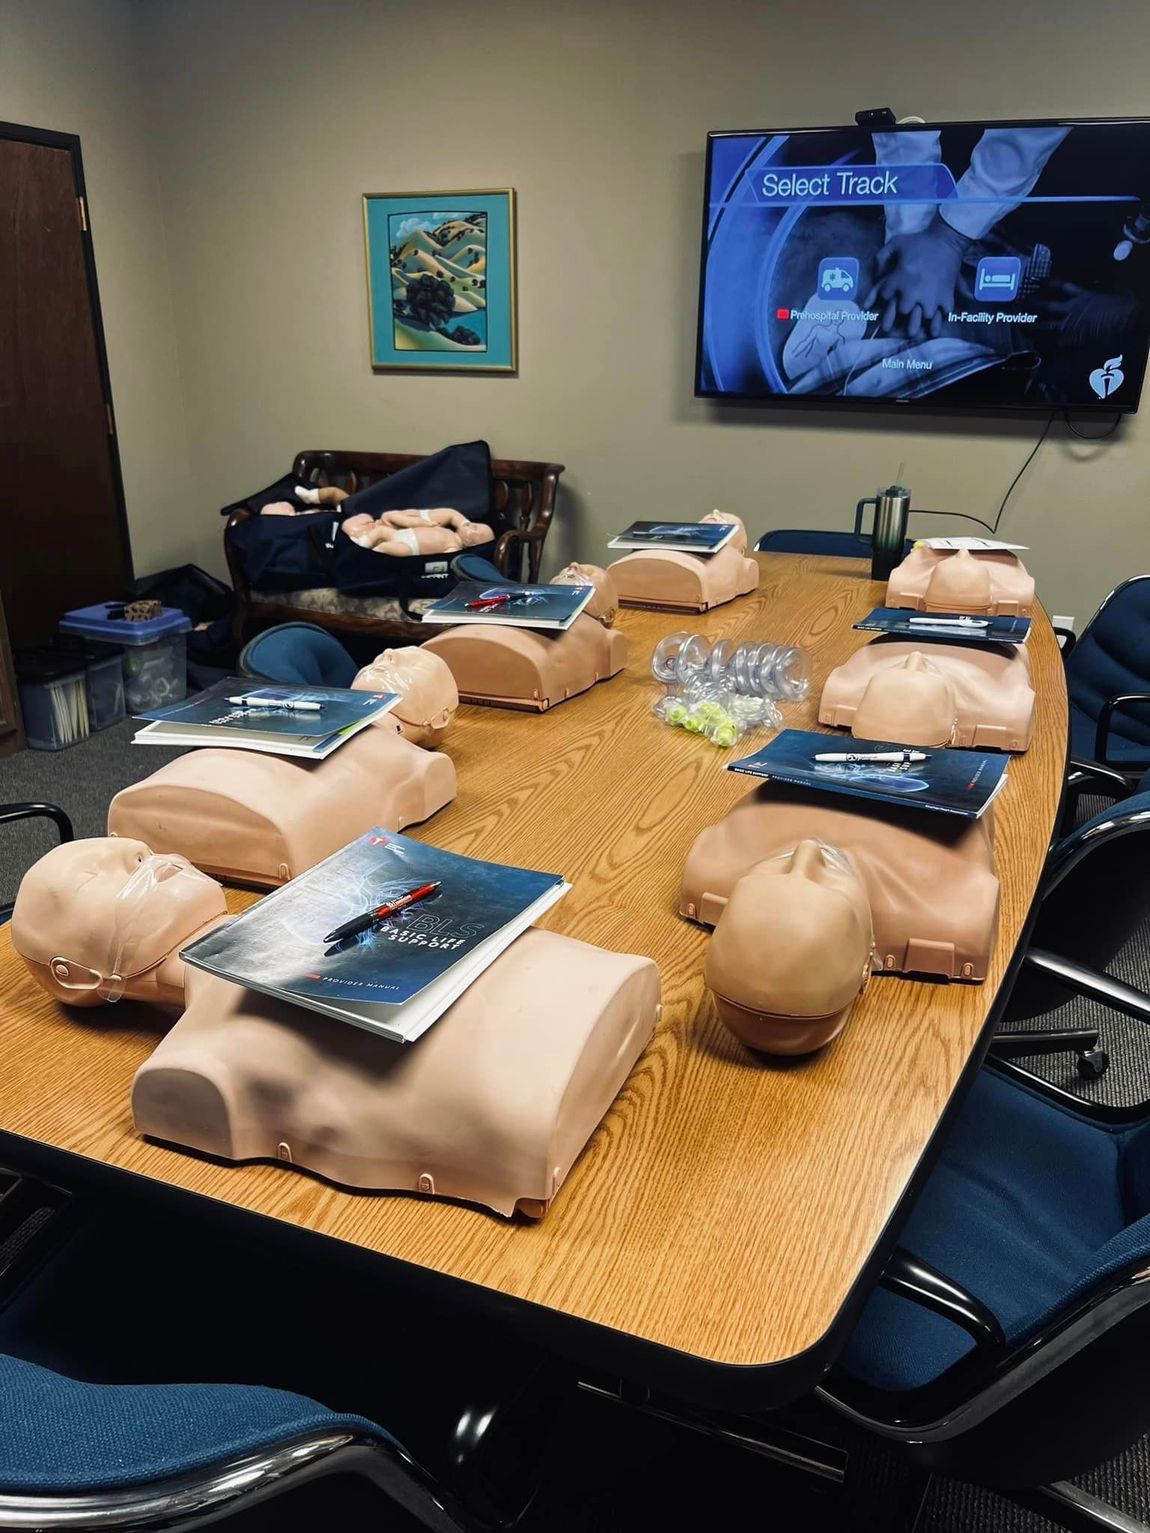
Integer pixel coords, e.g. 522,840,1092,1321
362,188,517,373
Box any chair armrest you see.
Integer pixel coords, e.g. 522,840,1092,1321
991,1026,1100,1061
0,803,74,841
1059,757,1136,835
1066,757,1134,801
879,1247,1006,1353
493,527,547,582
1095,692,1150,767
1025,949,1150,1026
1052,624,1077,658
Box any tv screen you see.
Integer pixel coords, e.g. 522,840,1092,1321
696,118,1150,413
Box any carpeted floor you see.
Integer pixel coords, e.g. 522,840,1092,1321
0,719,188,895
2,728,1150,1530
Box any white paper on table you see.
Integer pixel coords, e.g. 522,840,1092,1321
919,537,1028,553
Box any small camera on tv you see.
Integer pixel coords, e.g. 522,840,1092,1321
854,107,897,127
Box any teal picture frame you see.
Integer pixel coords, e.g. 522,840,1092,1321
362,188,517,373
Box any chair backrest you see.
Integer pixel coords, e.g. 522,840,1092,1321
452,552,513,587
239,623,358,687
292,450,563,548
755,528,912,559
1065,575,1150,749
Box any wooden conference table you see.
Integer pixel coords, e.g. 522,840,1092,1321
0,551,1067,1407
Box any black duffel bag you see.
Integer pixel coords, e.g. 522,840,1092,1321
223,442,494,602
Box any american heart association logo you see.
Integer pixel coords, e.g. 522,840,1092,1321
1089,355,1125,400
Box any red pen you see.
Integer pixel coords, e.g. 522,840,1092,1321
323,881,441,943
466,592,511,610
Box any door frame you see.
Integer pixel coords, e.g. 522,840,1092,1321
0,118,135,586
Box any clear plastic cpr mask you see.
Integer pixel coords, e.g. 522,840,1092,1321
97,852,218,1002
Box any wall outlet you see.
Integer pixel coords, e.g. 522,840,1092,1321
1052,614,1076,632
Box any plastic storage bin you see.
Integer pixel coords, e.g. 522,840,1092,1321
36,635,126,732
59,604,192,713
15,654,91,751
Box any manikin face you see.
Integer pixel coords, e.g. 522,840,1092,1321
705,839,875,1052
11,837,227,997
699,510,748,550
353,648,459,733
853,652,957,748
926,548,993,611
553,563,618,624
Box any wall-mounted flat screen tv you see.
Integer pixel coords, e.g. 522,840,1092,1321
696,119,1150,413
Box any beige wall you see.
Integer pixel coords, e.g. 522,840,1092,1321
10,0,1150,621
0,0,204,575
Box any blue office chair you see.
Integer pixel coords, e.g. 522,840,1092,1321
1063,574,1150,778
1,804,74,924
819,790,1150,1532
755,529,913,559
987,779,1150,1084
0,1351,477,1530
238,623,358,688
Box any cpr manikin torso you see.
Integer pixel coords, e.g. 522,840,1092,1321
682,779,999,987
11,839,660,1218
350,647,459,747
886,546,1036,616
422,612,627,713
705,840,875,1055
819,640,1037,751
609,512,760,613
108,722,456,887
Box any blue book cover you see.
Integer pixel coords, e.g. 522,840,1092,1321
853,607,1031,646
726,729,1008,820
420,580,594,631
132,678,399,759
181,829,569,1042
607,520,735,554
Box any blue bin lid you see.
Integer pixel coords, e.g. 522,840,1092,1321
59,603,192,645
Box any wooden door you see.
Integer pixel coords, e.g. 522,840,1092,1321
0,127,132,650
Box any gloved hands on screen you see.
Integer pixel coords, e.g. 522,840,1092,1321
864,217,971,339
1040,280,1140,347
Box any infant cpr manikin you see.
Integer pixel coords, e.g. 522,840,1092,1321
681,784,1000,1054
11,839,661,1218
108,722,456,886
609,512,759,614
422,613,627,713
885,545,1036,617
819,641,1037,751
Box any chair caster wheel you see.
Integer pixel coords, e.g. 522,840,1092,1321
1077,1047,1110,1079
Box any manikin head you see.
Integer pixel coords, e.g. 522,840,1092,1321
340,512,376,543
10,838,227,1009
852,650,958,748
700,509,748,552
351,646,459,747
704,839,874,1055
457,521,494,547
553,563,618,626
924,548,993,614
